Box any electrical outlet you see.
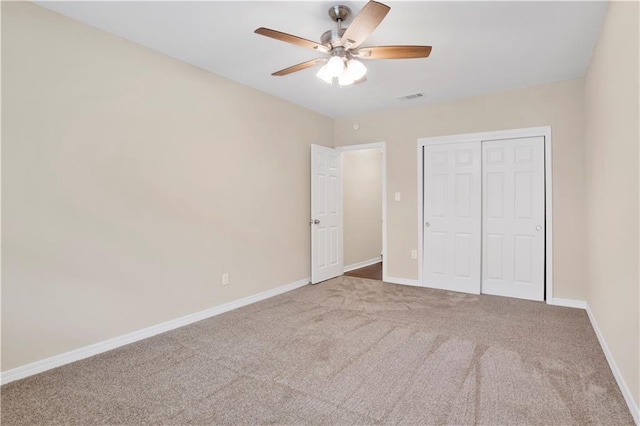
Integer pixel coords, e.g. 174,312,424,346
395,192,401,201
411,250,418,259
222,273,230,286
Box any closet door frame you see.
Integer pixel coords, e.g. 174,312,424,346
417,126,553,303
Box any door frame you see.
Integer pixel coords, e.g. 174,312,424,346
416,126,553,302
336,142,388,281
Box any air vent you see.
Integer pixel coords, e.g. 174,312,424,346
398,92,424,102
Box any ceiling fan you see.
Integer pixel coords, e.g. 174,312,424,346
254,1,432,86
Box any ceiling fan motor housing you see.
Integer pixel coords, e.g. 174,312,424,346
321,28,347,49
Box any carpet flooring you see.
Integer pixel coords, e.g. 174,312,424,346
1,276,634,425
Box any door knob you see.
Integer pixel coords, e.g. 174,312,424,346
310,219,320,225
425,221,430,227
536,225,542,231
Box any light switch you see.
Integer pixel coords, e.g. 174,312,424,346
411,250,418,259
394,192,401,201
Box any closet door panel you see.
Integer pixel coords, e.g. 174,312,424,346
423,142,481,294
481,137,545,301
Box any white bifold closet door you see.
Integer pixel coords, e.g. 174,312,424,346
423,143,482,294
482,137,545,301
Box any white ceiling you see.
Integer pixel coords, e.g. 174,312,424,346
37,1,608,118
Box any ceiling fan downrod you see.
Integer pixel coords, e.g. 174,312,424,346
322,5,351,49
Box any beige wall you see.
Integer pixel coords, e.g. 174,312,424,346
334,78,586,299
584,1,639,407
342,149,382,267
1,3,333,372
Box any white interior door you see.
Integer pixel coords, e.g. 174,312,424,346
423,142,481,294
482,137,545,301
311,144,343,284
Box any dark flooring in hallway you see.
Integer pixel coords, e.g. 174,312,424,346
344,262,382,280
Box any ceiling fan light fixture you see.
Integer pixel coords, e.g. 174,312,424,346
347,59,367,81
326,55,345,77
338,67,355,86
316,65,334,84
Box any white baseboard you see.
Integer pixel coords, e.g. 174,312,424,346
0,277,310,386
586,303,639,424
343,257,382,273
548,298,587,309
383,275,421,287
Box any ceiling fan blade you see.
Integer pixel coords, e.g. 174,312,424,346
355,45,432,59
340,1,390,49
255,28,329,53
272,58,326,76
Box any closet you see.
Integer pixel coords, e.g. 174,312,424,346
422,135,546,301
